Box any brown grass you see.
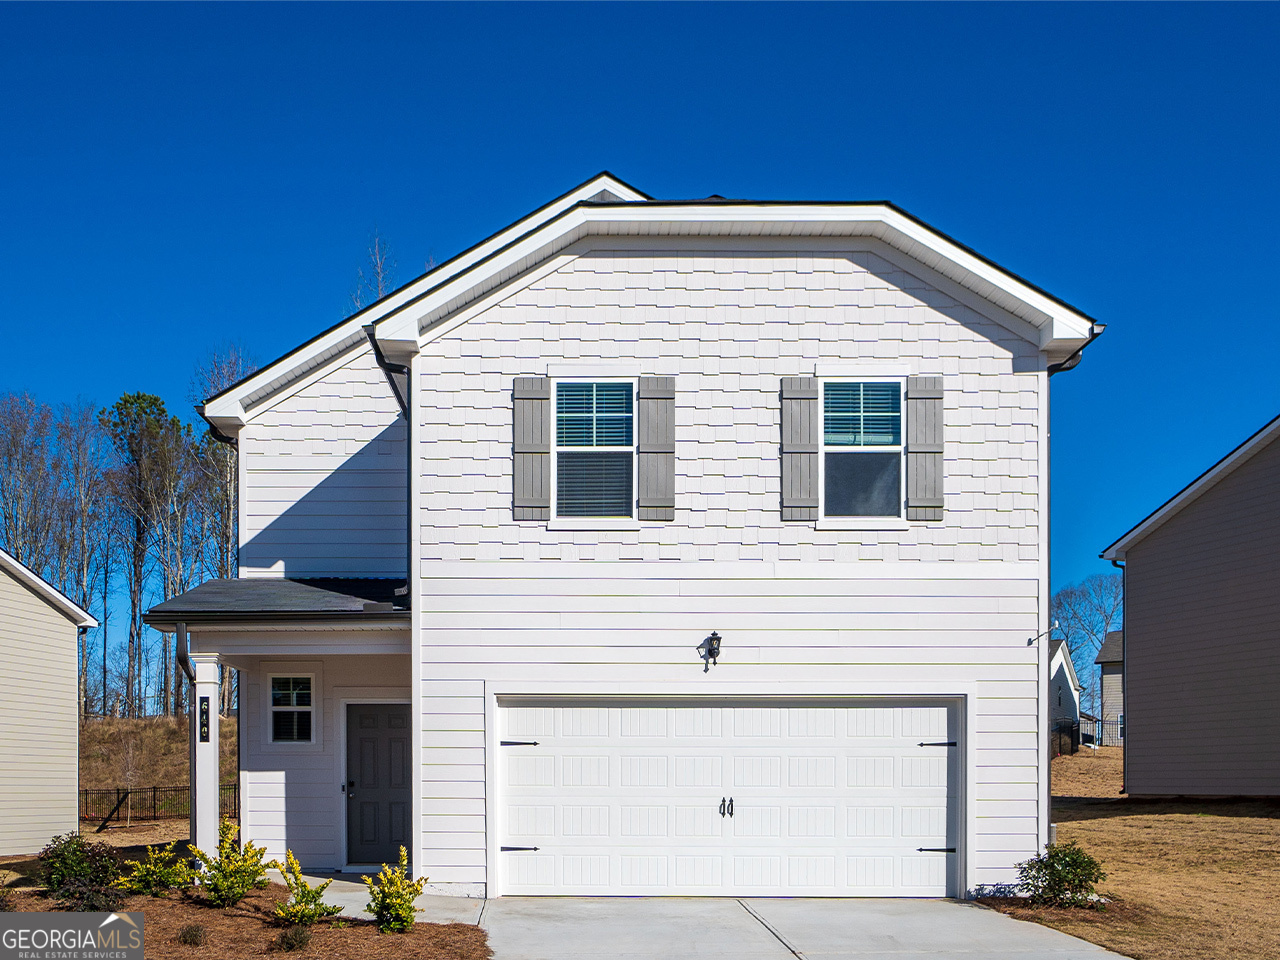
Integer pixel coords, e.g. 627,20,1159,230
2,882,489,960
980,747,1280,960
80,716,238,789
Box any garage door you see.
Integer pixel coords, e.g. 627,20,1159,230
498,699,959,896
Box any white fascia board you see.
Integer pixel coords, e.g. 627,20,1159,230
1053,641,1083,694
1103,413,1280,560
203,174,648,424
374,204,1096,353
0,547,97,627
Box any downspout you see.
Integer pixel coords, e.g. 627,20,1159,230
1047,323,1107,377
1110,557,1126,794
363,324,413,594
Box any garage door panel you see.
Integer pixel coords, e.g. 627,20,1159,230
499,700,958,896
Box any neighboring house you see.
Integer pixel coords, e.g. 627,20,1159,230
1094,630,1124,746
146,173,1102,898
1049,638,1082,725
0,547,97,856
1103,413,1280,797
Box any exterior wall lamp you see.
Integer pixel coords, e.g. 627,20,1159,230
697,631,722,672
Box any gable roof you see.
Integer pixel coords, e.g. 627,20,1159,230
0,547,97,628
370,197,1099,362
1102,411,1280,560
1049,637,1083,693
204,173,1101,430
1096,630,1123,664
201,172,651,431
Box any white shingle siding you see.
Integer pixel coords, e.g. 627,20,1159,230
413,243,1048,894
239,348,406,578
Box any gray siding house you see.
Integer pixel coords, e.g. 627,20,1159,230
1094,631,1123,747
1103,413,1280,796
0,548,97,855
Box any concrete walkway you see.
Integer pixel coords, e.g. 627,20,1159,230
301,874,1128,960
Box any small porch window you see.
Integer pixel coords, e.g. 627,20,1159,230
270,676,314,743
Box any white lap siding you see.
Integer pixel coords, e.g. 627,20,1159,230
239,348,406,579
238,654,410,868
412,242,1048,895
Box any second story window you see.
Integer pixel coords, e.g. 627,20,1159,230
555,381,634,517
822,381,903,518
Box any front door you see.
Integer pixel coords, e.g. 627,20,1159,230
346,703,412,866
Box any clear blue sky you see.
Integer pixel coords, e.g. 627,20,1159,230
2,2,1277,591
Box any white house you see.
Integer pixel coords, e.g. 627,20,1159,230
0,547,97,856
147,173,1102,898
1048,638,1082,726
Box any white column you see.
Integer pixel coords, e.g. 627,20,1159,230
190,653,221,856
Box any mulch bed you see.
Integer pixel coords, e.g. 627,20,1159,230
4,884,490,960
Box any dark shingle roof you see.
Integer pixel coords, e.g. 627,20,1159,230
145,578,408,625
1095,630,1123,664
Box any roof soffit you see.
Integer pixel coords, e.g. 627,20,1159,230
372,203,1096,354
202,173,649,425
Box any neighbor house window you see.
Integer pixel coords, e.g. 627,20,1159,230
554,381,634,517
270,676,313,743
821,381,904,517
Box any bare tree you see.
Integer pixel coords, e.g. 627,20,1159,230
1051,572,1124,715
350,230,397,311
0,393,60,572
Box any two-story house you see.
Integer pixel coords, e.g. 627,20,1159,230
146,173,1102,898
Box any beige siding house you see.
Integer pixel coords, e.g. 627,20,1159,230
0,548,97,856
1094,631,1123,747
1103,413,1280,796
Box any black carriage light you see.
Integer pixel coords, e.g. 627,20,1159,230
696,631,722,672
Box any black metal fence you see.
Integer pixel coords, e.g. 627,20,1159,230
1082,718,1125,748
1051,718,1080,756
79,784,239,822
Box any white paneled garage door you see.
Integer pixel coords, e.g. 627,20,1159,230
497,699,959,896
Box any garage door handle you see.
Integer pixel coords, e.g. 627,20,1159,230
719,798,726,817
726,798,734,817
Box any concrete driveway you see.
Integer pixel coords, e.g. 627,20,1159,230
302,875,1127,959
417,895,1130,960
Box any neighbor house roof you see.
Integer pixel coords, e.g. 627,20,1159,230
0,547,97,628
1102,411,1280,561
144,577,409,629
1050,637,1082,693
1096,631,1124,665
203,172,1101,433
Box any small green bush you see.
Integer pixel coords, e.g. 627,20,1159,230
116,840,193,897
188,819,270,908
177,924,207,947
1017,841,1107,907
274,926,313,952
361,847,425,933
271,850,341,925
37,833,121,891
55,879,126,912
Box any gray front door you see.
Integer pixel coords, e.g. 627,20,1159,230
346,703,412,866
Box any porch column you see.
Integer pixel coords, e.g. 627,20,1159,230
190,652,221,856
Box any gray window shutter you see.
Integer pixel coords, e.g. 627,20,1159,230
513,378,550,521
636,377,675,521
906,376,944,522
780,377,819,521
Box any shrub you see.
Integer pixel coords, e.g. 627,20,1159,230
274,926,313,952
55,879,126,912
361,847,425,933
116,840,193,897
37,833,121,891
271,850,342,926
1017,841,1107,907
177,924,207,947
188,819,270,908
0,883,13,912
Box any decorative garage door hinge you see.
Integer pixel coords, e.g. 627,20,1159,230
918,741,957,747
917,848,957,853
500,740,540,746
501,846,540,852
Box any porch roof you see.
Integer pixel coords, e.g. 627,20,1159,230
144,577,409,628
